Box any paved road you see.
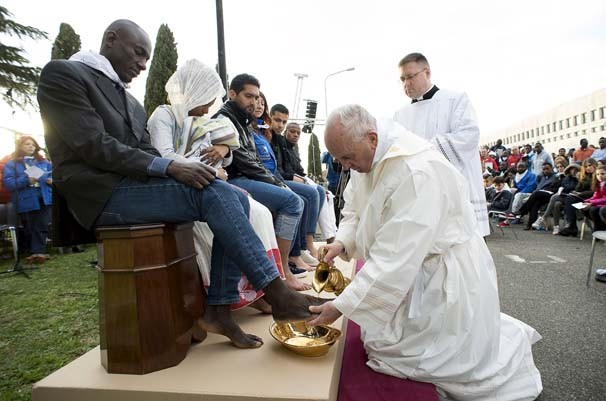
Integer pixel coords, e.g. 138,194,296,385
486,224,606,401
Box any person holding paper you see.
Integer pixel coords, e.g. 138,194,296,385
2,136,52,263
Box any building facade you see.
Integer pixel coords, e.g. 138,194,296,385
482,88,606,153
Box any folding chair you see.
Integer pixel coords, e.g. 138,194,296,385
0,203,18,262
586,231,606,287
488,188,518,239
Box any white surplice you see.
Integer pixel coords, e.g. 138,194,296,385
333,119,542,401
394,88,490,237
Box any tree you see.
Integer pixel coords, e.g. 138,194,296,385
0,6,47,109
307,132,323,183
51,22,81,60
144,24,178,117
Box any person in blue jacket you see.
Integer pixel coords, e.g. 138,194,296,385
511,161,537,217
2,136,52,263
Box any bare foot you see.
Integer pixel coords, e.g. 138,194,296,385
198,305,263,348
191,319,208,343
249,298,272,314
285,275,312,291
264,278,329,323
289,256,314,271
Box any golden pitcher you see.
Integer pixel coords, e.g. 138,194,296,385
312,248,351,296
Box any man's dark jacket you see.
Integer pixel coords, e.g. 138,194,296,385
215,101,283,186
37,60,160,231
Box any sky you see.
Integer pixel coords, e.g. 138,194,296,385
1,0,605,162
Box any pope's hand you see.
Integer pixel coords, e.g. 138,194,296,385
308,302,342,326
320,241,345,266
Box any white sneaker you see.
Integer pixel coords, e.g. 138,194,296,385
301,250,319,267
552,225,559,235
531,217,544,230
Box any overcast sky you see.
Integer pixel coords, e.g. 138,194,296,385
1,0,605,157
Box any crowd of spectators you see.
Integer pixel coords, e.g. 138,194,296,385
483,138,606,282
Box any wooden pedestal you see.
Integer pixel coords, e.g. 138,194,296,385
96,223,204,374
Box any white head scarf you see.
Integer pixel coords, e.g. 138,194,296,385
165,59,226,128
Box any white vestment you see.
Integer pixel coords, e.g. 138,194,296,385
333,119,542,401
394,88,490,236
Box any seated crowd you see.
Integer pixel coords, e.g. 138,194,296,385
483,138,606,282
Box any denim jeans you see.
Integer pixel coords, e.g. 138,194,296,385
20,204,51,254
285,181,324,256
228,176,303,241
96,177,279,305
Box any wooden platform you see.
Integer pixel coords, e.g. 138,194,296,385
32,258,353,401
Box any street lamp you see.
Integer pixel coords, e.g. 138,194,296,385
324,67,355,117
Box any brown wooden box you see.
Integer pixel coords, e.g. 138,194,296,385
96,223,204,374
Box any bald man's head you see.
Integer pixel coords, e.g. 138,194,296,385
100,19,151,83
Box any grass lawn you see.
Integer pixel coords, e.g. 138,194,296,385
0,247,99,401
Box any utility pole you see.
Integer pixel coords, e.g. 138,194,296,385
292,73,308,119
215,0,228,101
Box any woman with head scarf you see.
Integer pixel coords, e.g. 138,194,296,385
2,136,53,264
148,60,284,313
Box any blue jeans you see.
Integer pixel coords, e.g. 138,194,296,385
285,181,324,256
228,177,303,241
20,204,51,254
96,177,280,305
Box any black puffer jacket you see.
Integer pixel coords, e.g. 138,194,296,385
215,102,284,186
270,132,305,181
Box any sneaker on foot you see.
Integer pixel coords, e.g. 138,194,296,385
498,221,509,227
300,250,319,267
289,262,307,279
552,225,559,235
531,217,544,230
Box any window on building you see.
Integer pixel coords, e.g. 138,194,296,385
601,125,605,131
560,135,564,140
600,107,605,119
582,113,587,124
573,115,578,126
575,131,579,136
559,120,563,130
547,138,551,143
552,122,556,131
592,127,597,133
591,110,596,121
547,124,551,134
540,126,544,135
566,118,570,128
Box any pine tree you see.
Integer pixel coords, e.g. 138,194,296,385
144,24,178,117
307,132,323,183
51,22,81,60
0,6,47,109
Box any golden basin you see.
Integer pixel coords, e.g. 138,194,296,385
269,321,342,357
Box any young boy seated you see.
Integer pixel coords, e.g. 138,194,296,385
486,176,513,212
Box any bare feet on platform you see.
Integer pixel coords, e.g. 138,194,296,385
249,297,272,314
289,256,314,271
198,305,264,348
285,274,312,291
264,278,329,323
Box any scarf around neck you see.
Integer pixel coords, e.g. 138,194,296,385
515,169,528,183
69,50,127,88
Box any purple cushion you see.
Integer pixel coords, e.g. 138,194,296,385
338,260,439,401
337,321,438,401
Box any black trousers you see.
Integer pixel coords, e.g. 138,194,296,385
519,191,552,226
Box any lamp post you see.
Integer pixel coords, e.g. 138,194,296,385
292,73,308,119
324,67,355,117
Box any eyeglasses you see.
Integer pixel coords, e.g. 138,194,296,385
400,68,426,83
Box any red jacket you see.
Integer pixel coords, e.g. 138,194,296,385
507,154,522,169
480,156,499,171
587,181,606,206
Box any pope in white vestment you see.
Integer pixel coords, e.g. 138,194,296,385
310,105,542,401
394,88,490,237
